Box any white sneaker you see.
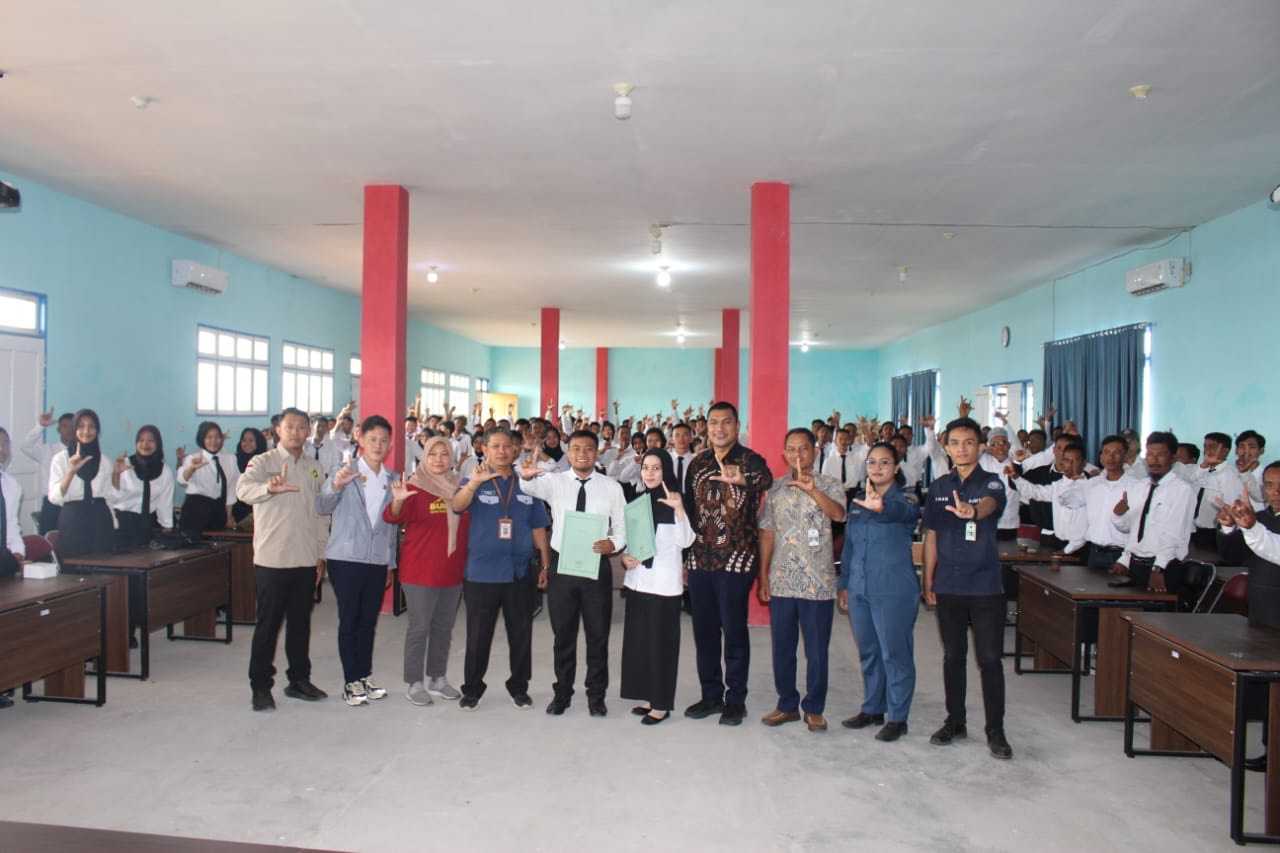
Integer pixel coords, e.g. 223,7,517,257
344,681,368,707
361,677,387,700
427,677,462,701
406,682,433,706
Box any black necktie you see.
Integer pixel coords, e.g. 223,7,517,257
141,472,152,521
924,455,933,488
213,455,227,504
314,443,321,461
1193,468,1213,520
576,478,589,512
677,456,685,488
1137,480,1158,542
840,454,847,485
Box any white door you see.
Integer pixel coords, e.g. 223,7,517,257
0,332,46,534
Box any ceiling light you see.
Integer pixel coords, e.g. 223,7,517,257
649,224,664,255
898,266,909,284
942,231,956,240
558,340,566,351
656,266,672,288
1129,84,1152,100
130,95,153,110
676,333,686,345
613,83,634,120
426,266,439,284
800,341,810,353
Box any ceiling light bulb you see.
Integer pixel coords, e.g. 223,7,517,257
558,340,566,351
656,266,672,288
130,95,153,110
898,266,909,283
676,334,686,345
613,83,634,120
942,231,956,240
1129,84,1152,100
426,266,439,283
800,342,810,353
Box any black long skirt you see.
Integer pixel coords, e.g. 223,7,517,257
56,498,116,557
620,589,681,712
180,493,227,535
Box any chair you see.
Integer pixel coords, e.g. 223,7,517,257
1210,571,1249,616
1178,560,1218,613
22,535,53,563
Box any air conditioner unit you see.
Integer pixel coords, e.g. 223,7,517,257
1125,258,1190,297
171,260,228,295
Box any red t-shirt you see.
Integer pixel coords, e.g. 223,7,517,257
383,486,469,587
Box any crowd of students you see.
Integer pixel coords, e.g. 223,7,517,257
1,395,1277,765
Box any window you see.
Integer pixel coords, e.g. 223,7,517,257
1140,326,1153,441
282,341,334,415
0,288,43,335
349,355,362,407
197,325,269,415
448,372,470,415
419,368,446,416
984,380,1034,431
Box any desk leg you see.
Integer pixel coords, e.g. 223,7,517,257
1094,608,1131,718
1151,716,1201,752
42,665,86,699
101,575,130,674
1267,683,1280,836
230,543,257,624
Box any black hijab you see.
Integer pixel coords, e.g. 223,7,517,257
67,408,102,488
543,435,564,462
130,425,164,481
639,449,679,567
236,427,268,472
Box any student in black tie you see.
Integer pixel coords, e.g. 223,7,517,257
667,422,696,492
519,430,627,716
48,409,117,557
110,425,174,547
1108,432,1196,594
177,421,239,536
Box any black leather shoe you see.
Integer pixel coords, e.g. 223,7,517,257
841,712,885,730
930,721,967,745
631,705,652,716
986,729,1013,759
0,693,14,709
251,689,275,712
684,698,725,719
545,697,570,715
875,721,908,742
1245,753,1268,773
284,680,328,701
718,703,746,726
588,698,608,717
641,711,670,726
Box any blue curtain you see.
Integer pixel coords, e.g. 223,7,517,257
1043,323,1146,461
908,370,937,446
891,375,910,426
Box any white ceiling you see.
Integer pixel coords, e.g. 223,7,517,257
2,1,1279,348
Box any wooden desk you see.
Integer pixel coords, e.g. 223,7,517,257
0,576,106,706
1014,563,1176,722
0,821,345,852
62,545,232,680
1124,612,1280,845
998,540,1085,566
205,529,256,624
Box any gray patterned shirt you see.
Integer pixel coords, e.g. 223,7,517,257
759,472,844,600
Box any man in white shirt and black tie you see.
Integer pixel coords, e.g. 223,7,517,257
821,426,864,499
1174,431,1244,552
1108,431,1196,594
668,422,696,492
304,413,341,478
520,430,626,717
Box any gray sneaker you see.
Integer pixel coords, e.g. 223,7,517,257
427,677,461,701
406,682,433,706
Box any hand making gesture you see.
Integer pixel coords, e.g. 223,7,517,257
389,477,413,505
658,484,685,518
37,406,55,428
67,442,94,474
470,461,500,483
710,460,746,487
186,451,208,472
518,449,545,479
851,480,884,513
112,453,129,478
943,490,975,520
1112,491,1129,516
268,464,300,494
788,466,817,495
332,464,364,490
1228,488,1258,529
957,396,973,418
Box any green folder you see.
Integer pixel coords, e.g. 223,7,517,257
557,511,608,578
624,496,656,564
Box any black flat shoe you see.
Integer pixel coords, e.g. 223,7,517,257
251,689,275,712
684,698,725,719
930,721,967,745
631,705,652,716
718,703,746,726
875,721,908,742
546,697,570,715
1245,753,1268,773
841,712,885,730
588,698,608,717
283,680,328,701
641,711,670,726
987,729,1013,760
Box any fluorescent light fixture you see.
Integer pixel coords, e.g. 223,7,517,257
427,266,439,284
656,266,672,288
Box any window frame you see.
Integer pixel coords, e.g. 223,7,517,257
281,340,336,416
196,323,270,416
419,368,447,417
0,286,46,339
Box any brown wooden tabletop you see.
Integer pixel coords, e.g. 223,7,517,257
1014,563,1178,603
61,545,228,571
1126,612,1280,672
204,529,253,542
998,540,1083,564
0,575,106,611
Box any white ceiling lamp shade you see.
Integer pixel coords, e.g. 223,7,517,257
613,82,634,120
656,266,672,288
558,339,566,350
898,266,909,284
130,95,153,110
1129,83,1152,100
426,265,439,283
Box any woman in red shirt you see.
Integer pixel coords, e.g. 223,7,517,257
385,435,469,706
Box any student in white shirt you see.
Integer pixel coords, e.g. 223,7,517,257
177,421,239,536
1174,431,1244,551
1122,430,1147,480
0,427,25,577
1006,439,1089,553
304,414,341,478
812,423,835,477
48,408,117,557
111,425,174,547
609,433,648,494
1062,435,1137,569
822,426,866,498
620,449,695,724
22,409,75,534
667,422,697,493
232,428,270,526
519,429,627,716
1108,432,1196,593
1235,430,1267,509
978,427,1022,538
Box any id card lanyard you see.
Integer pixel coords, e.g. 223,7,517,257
494,475,517,540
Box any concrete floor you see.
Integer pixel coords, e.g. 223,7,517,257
0,592,1260,852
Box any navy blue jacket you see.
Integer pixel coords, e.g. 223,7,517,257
839,483,920,598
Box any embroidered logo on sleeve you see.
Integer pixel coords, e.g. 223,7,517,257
987,481,1002,491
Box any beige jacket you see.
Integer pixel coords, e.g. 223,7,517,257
235,446,329,568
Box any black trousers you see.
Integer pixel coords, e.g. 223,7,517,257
547,555,613,701
36,497,60,536
688,569,754,705
327,559,387,684
1191,527,1218,553
462,579,532,699
935,593,1006,733
180,494,227,536
248,566,315,690
1087,544,1124,571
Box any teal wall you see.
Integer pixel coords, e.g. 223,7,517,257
0,170,489,460
876,200,1280,443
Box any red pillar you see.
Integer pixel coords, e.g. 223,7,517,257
540,307,560,417
720,308,740,409
713,348,724,402
595,347,609,420
359,185,408,472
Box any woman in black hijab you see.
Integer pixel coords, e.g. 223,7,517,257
112,425,174,547
50,408,116,557
231,427,267,525
619,448,695,724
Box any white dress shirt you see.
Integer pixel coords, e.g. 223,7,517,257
519,468,627,554
608,448,642,487
623,513,695,597
459,455,481,479
177,450,240,505
2,471,24,556
1126,458,1148,480
1014,476,1089,551
667,449,696,492
822,443,867,492
1114,473,1196,570
21,426,60,503
1240,464,1266,510
304,439,342,478
405,435,424,473
1060,472,1136,548
359,458,390,530
977,453,1021,530
1241,522,1280,563
111,465,176,528
48,450,117,505
1174,461,1245,530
